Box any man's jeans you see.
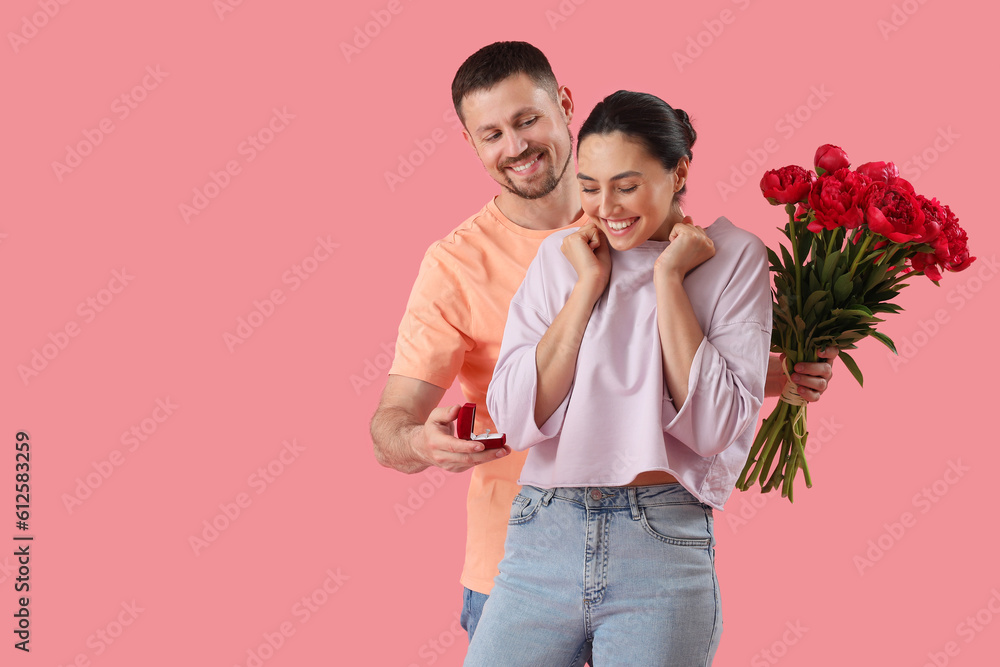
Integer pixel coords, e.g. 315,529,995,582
460,586,488,641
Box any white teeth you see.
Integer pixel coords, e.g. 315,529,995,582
511,156,540,172
607,218,637,231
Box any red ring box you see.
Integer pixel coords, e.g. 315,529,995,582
456,403,506,449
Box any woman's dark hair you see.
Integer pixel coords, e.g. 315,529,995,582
578,90,696,198
452,41,560,125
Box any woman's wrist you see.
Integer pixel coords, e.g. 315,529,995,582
572,276,606,307
653,263,686,289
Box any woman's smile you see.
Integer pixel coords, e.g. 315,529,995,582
603,216,640,234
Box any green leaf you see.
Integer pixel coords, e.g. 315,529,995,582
807,271,821,296
780,243,794,271
870,289,901,302
802,290,828,315
833,273,853,303
767,247,783,270
797,229,813,265
838,350,864,387
774,275,789,295
863,263,889,293
821,250,842,283
870,331,897,354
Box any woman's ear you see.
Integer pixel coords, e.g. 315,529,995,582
673,156,691,192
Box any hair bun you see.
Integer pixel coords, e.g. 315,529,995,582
673,108,697,149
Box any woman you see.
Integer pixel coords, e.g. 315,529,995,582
464,91,771,666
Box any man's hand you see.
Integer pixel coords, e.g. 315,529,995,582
783,347,838,402
410,404,511,473
371,375,510,474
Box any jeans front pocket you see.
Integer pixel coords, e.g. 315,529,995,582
508,486,545,526
639,501,713,547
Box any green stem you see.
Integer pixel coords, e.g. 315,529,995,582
847,233,873,281
788,206,803,317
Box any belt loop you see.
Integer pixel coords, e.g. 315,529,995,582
628,487,640,520
541,488,555,506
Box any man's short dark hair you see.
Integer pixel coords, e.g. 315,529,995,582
451,41,560,125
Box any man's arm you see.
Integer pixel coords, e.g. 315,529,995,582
370,374,510,474
764,347,838,402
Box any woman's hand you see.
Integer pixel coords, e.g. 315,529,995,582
561,222,612,302
654,216,715,281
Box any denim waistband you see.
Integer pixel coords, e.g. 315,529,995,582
521,483,704,514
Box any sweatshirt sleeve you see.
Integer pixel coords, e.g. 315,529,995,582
487,238,572,451
661,235,772,457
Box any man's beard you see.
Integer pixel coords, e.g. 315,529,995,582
499,130,574,201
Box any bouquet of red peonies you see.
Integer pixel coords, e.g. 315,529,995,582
735,144,975,501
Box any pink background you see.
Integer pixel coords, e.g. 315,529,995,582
4,0,999,665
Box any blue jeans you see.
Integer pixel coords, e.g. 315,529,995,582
464,483,721,667
460,587,489,641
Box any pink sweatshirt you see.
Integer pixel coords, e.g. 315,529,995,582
486,217,771,509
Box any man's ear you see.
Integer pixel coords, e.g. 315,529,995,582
461,128,478,155
558,85,575,124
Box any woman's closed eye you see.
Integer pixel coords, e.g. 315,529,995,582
581,185,638,194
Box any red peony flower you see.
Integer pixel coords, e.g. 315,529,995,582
760,166,816,205
913,194,945,245
814,144,850,175
807,168,870,232
855,161,900,183
938,204,975,272
862,180,926,243
909,252,944,281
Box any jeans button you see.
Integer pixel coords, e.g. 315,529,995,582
590,489,602,501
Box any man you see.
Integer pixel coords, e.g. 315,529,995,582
370,41,836,641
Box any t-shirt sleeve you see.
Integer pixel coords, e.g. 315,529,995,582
487,238,571,451
661,235,772,457
388,243,473,390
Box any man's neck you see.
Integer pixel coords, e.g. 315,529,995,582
494,175,583,231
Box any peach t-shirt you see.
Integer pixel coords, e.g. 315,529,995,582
389,198,586,594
